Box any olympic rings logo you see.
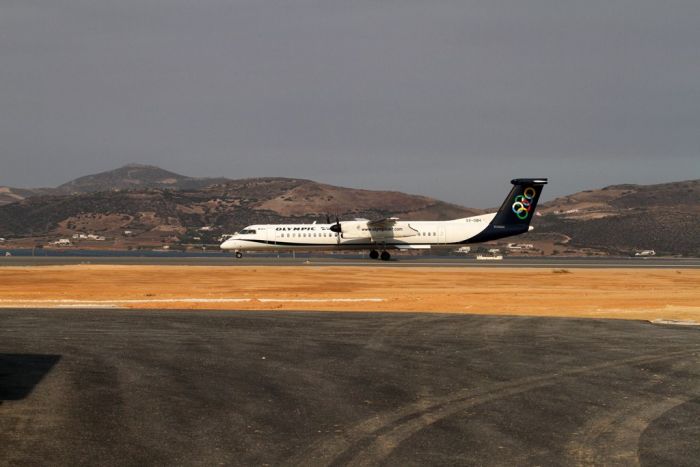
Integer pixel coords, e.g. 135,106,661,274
511,187,537,220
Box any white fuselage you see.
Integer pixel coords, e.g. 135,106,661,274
220,213,498,252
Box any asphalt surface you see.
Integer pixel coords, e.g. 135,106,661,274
1,309,699,466
1,255,698,268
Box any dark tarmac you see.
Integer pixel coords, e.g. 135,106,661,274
1,309,699,466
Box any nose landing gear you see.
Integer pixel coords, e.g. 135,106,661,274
235,251,243,259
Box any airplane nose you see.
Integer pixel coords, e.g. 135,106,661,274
221,239,237,250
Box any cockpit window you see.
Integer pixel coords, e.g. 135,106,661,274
240,229,256,235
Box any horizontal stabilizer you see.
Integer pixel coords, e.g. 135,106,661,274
511,178,548,185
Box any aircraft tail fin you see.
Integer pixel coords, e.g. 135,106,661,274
492,178,548,227
467,178,548,243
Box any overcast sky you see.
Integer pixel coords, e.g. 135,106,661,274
1,0,698,206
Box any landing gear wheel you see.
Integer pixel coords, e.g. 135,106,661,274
235,251,243,259
369,250,379,260
380,251,391,261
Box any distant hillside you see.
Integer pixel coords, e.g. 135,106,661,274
219,178,476,220
1,164,697,256
532,180,700,256
0,186,39,206
0,164,231,206
54,164,230,194
0,177,479,242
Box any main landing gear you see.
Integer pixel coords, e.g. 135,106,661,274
369,249,391,261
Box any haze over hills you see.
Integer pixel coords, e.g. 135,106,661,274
0,165,697,256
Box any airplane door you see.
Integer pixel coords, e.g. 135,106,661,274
438,226,446,245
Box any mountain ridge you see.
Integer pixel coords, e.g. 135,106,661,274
0,165,697,256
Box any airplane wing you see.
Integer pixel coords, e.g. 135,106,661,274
394,244,431,250
342,217,416,239
366,217,400,227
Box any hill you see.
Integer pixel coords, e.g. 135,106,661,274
0,164,230,206
53,164,231,194
0,165,697,256
529,179,700,256
0,186,41,206
0,177,479,246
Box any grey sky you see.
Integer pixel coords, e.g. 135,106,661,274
1,0,698,206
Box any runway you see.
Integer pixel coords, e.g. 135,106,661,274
1,309,699,466
1,254,699,268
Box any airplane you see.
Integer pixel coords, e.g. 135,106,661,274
220,178,547,260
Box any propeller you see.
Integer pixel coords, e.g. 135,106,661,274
329,215,341,233
329,215,342,244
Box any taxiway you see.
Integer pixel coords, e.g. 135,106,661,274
1,309,698,466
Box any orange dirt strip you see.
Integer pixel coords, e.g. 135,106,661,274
0,265,699,321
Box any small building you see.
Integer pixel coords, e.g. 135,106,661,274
507,243,534,250
477,254,503,261
51,239,72,246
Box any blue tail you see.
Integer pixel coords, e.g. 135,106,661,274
467,178,548,243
